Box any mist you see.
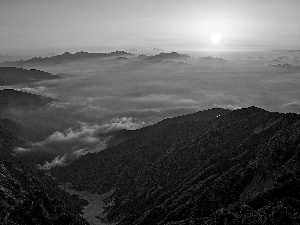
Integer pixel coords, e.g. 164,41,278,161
2,50,300,168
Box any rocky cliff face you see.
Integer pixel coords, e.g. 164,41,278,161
52,107,300,224
0,119,88,225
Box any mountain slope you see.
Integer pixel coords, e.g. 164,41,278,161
52,107,300,224
0,120,88,225
0,89,55,112
0,67,60,86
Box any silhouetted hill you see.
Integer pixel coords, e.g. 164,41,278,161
0,67,61,86
146,52,191,61
0,89,55,112
0,120,88,225
2,51,133,65
52,107,300,224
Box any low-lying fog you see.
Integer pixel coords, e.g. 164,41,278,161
3,50,300,169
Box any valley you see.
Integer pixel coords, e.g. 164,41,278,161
58,182,116,225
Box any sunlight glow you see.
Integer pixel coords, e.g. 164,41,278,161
211,34,222,44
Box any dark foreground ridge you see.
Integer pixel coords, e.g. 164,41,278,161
0,118,88,225
52,106,300,224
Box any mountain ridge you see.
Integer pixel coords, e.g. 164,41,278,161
51,106,300,224
1,51,133,66
0,67,61,86
146,52,191,61
0,89,55,111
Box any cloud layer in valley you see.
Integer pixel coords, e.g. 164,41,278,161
3,50,300,168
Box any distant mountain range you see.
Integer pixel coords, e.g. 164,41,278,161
0,67,61,86
1,51,228,67
142,53,227,65
146,52,191,61
1,51,133,65
128,48,163,52
52,106,300,225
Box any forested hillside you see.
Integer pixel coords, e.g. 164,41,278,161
0,67,60,85
0,118,88,225
52,107,300,224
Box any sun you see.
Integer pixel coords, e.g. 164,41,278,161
211,34,222,44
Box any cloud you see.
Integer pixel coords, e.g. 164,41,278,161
27,117,147,169
129,94,173,108
33,123,108,155
5,52,300,170
283,101,300,112
102,117,146,131
175,98,199,105
14,147,31,153
45,127,98,143
213,104,242,110
38,156,67,170
16,86,46,93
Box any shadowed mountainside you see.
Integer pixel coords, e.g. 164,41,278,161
0,89,55,111
0,89,57,142
0,67,61,86
52,107,300,224
0,118,25,142
105,108,230,148
0,119,88,225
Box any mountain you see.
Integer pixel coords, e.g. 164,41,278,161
2,51,133,66
146,52,191,61
106,109,230,148
52,107,300,224
0,89,55,112
0,119,88,225
0,118,26,143
0,67,61,86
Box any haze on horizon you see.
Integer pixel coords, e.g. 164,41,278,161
1,0,300,169
1,0,300,54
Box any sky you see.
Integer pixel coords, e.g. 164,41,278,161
1,0,300,52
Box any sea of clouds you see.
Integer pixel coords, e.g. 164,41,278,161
3,50,300,168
